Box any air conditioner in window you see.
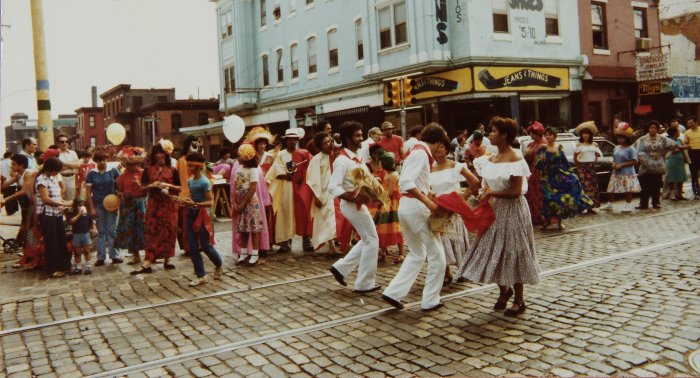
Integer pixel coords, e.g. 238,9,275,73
636,37,651,50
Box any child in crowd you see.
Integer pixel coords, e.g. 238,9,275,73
232,144,264,266
184,153,223,286
602,123,641,212
374,153,405,263
76,150,95,198
68,197,94,275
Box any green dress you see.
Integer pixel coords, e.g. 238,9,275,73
665,138,687,184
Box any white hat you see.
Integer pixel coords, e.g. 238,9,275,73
282,128,303,139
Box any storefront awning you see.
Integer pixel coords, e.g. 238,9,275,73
520,93,570,101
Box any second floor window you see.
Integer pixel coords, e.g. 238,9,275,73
378,1,407,50
544,0,559,37
89,115,95,127
262,54,270,86
591,2,607,49
328,29,338,68
261,0,267,27
220,9,232,39
633,8,648,38
276,49,284,82
356,19,364,61
492,0,509,34
290,43,299,78
133,96,143,110
307,37,317,74
171,114,182,133
224,65,235,93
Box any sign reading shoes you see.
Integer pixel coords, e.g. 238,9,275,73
474,66,569,92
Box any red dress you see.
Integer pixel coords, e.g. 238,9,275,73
142,164,180,261
525,140,545,223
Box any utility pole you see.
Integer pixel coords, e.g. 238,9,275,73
30,0,53,150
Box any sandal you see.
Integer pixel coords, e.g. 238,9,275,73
164,263,176,270
393,254,405,264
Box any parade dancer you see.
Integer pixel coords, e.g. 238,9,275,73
381,124,448,312
265,129,314,252
306,132,339,253
329,121,382,293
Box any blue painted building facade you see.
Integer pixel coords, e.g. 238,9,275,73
211,0,584,137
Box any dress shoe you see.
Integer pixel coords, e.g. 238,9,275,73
504,303,526,317
112,258,123,264
494,288,514,310
353,285,382,294
94,260,105,267
329,266,346,286
164,263,176,270
421,302,444,313
381,294,404,310
130,266,153,275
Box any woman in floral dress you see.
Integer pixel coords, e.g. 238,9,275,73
131,142,181,274
536,128,593,230
574,122,602,212
373,153,405,263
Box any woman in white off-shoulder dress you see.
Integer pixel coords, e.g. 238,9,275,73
456,117,541,317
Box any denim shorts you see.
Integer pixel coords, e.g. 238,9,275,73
72,232,92,247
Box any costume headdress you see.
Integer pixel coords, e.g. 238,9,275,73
245,126,275,145
116,146,147,164
526,121,545,135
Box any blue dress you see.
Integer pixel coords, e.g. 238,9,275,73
536,145,593,221
665,138,687,183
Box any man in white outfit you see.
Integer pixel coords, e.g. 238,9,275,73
329,121,381,293
57,133,80,201
382,123,447,312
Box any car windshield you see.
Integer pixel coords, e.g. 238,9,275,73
597,140,615,157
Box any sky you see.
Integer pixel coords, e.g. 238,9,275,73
0,0,220,150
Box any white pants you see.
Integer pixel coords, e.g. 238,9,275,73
332,200,379,291
383,197,446,309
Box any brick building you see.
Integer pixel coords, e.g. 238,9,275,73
75,107,105,149
579,0,664,134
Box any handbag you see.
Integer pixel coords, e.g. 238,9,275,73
428,210,450,233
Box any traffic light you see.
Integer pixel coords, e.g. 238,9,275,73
404,79,416,105
385,81,401,107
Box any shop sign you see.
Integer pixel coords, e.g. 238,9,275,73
474,66,569,92
409,67,473,100
509,0,546,44
635,52,671,82
638,82,663,96
671,75,700,103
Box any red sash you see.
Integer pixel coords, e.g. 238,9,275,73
405,144,434,166
433,192,495,237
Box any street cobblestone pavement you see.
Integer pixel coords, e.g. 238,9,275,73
1,200,699,377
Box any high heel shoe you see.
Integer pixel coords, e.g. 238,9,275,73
504,302,526,317
494,288,514,310
130,266,152,275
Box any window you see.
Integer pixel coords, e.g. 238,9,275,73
290,43,299,79
307,37,317,74
355,19,364,61
260,0,267,27
198,113,209,125
276,49,284,82
224,65,235,93
133,96,143,110
378,1,407,50
273,3,281,20
306,0,313,5
633,8,648,38
89,115,95,128
262,54,270,86
544,0,559,36
591,2,607,49
328,29,338,69
90,137,96,147
220,9,232,39
492,0,509,34
157,95,168,102
171,114,182,133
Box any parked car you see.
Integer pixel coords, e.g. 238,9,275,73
517,134,615,193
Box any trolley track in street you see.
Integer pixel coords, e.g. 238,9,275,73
1,204,698,338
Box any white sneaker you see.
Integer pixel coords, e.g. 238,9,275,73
213,267,223,279
601,203,614,212
620,203,633,213
189,276,208,286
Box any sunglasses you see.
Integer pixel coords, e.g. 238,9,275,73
58,140,69,144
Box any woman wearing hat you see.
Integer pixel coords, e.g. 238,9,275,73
601,123,641,212
574,121,603,211
114,146,147,265
634,120,676,210
524,121,546,224
85,148,122,266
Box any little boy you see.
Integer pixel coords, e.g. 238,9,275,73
77,150,95,198
184,153,223,286
68,197,95,275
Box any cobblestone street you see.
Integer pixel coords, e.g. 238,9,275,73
1,200,700,377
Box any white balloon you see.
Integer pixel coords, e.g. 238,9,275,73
223,115,246,143
106,123,126,145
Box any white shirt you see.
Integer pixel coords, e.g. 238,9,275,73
59,149,79,175
1,158,11,180
359,138,374,164
399,141,432,195
328,148,368,199
19,151,37,171
403,137,420,155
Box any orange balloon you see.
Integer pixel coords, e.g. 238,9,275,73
102,194,120,212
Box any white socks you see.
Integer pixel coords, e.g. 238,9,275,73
248,250,259,264
237,249,248,263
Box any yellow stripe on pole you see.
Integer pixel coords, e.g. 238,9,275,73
30,0,54,151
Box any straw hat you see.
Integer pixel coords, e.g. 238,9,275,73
575,121,598,135
281,128,303,139
245,126,275,145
